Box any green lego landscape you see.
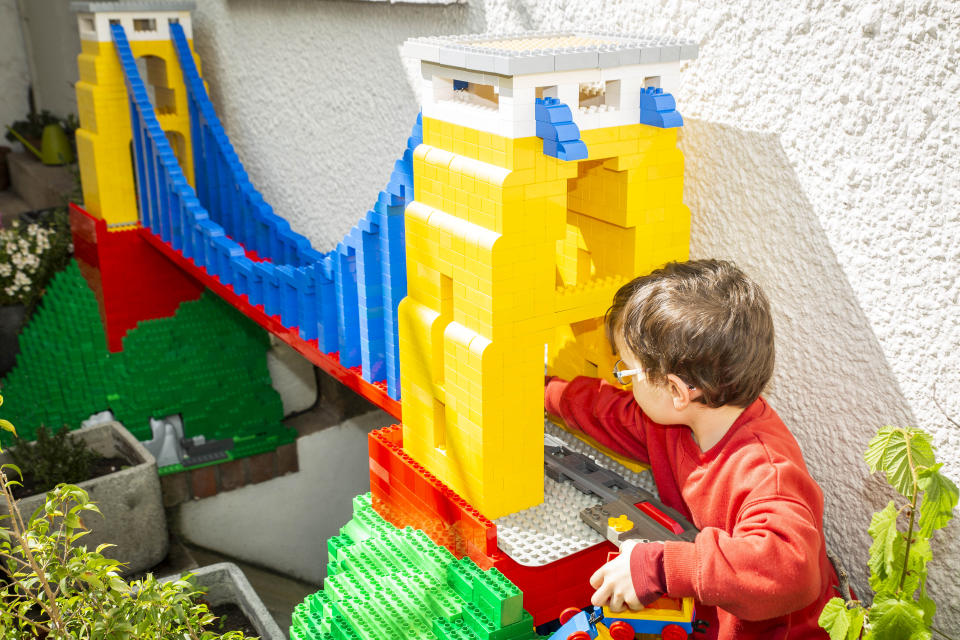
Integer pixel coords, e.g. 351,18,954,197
0,260,294,462
293,493,543,640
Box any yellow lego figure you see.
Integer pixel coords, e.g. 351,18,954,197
399,34,697,519
73,1,198,226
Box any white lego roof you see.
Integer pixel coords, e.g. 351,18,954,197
402,31,698,76
71,1,196,12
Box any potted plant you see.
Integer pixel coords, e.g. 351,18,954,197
0,418,169,575
161,563,285,640
4,110,78,161
0,394,258,639
819,425,958,640
0,208,73,377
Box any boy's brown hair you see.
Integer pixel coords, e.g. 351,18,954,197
605,259,775,408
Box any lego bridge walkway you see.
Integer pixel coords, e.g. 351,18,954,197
113,21,418,418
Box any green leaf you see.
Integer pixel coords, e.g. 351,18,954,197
917,465,958,537
868,597,930,640
0,418,15,436
865,427,935,498
919,592,936,627
819,597,866,640
868,501,900,589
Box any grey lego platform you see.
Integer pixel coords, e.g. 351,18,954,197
493,420,659,566
402,32,699,76
71,1,196,13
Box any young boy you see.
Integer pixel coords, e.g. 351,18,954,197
544,260,839,639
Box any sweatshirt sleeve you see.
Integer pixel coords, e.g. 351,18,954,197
544,376,651,465
662,496,824,621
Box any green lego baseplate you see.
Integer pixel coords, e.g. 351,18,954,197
0,260,294,464
291,494,543,640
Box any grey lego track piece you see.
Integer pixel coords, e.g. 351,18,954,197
545,420,657,494
544,441,699,545
72,1,196,12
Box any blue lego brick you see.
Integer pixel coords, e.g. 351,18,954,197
318,256,339,353
294,264,319,341
535,97,574,123
534,97,588,161
453,80,469,90
334,245,362,368
277,265,299,327
639,87,684,128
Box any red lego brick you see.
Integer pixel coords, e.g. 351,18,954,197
70,204,205,352
367,423,613,626
368,426,497,559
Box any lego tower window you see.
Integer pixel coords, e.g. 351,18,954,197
434,77,499,111
135,55,177,116
578,80,621,112
133,18,157,32
644,75,661,89
558,159,637,287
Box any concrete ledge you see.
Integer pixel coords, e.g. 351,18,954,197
6,151,76,211
161,562,285,640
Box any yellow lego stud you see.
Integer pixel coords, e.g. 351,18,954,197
608,514,634,533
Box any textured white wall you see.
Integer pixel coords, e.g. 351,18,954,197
191,0,959,625
0,0,31,137
20,0,960,627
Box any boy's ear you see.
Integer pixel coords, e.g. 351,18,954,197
666,374,700,409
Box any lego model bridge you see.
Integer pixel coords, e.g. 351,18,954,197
112,21,418,419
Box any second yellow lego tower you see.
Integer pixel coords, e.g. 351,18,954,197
73,1,198,226
399,33,697,519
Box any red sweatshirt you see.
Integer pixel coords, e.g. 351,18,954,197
545,376,838,640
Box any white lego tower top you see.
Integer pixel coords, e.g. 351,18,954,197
71,1,195,42
403,31,698,139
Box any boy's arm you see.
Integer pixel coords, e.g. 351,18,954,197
662,497,824,620
545,376,651,465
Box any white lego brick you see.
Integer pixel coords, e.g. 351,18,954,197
438,45,468,69
597,49,622,68
402,40,441,62
659,43,681,63
553,49,600,72
507,54,555,75
512,68,603,89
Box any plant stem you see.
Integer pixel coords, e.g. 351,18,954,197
0,470,66,633
898,430,919,596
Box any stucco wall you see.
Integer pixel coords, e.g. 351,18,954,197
0,0,31,137
22,0,960,627
189,0,960,624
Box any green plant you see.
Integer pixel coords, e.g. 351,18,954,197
819,426,959,640
0,395,256,639
7,424,99,496
0,208,74,311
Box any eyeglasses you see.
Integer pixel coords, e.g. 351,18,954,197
612,359,697,390
613,359,643,385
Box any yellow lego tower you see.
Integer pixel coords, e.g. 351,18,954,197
399,34,697,519
73,1,198,226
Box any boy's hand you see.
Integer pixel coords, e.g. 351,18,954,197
589,539,667,612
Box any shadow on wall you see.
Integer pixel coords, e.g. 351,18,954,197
679,118,959,628
189,0,481,252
